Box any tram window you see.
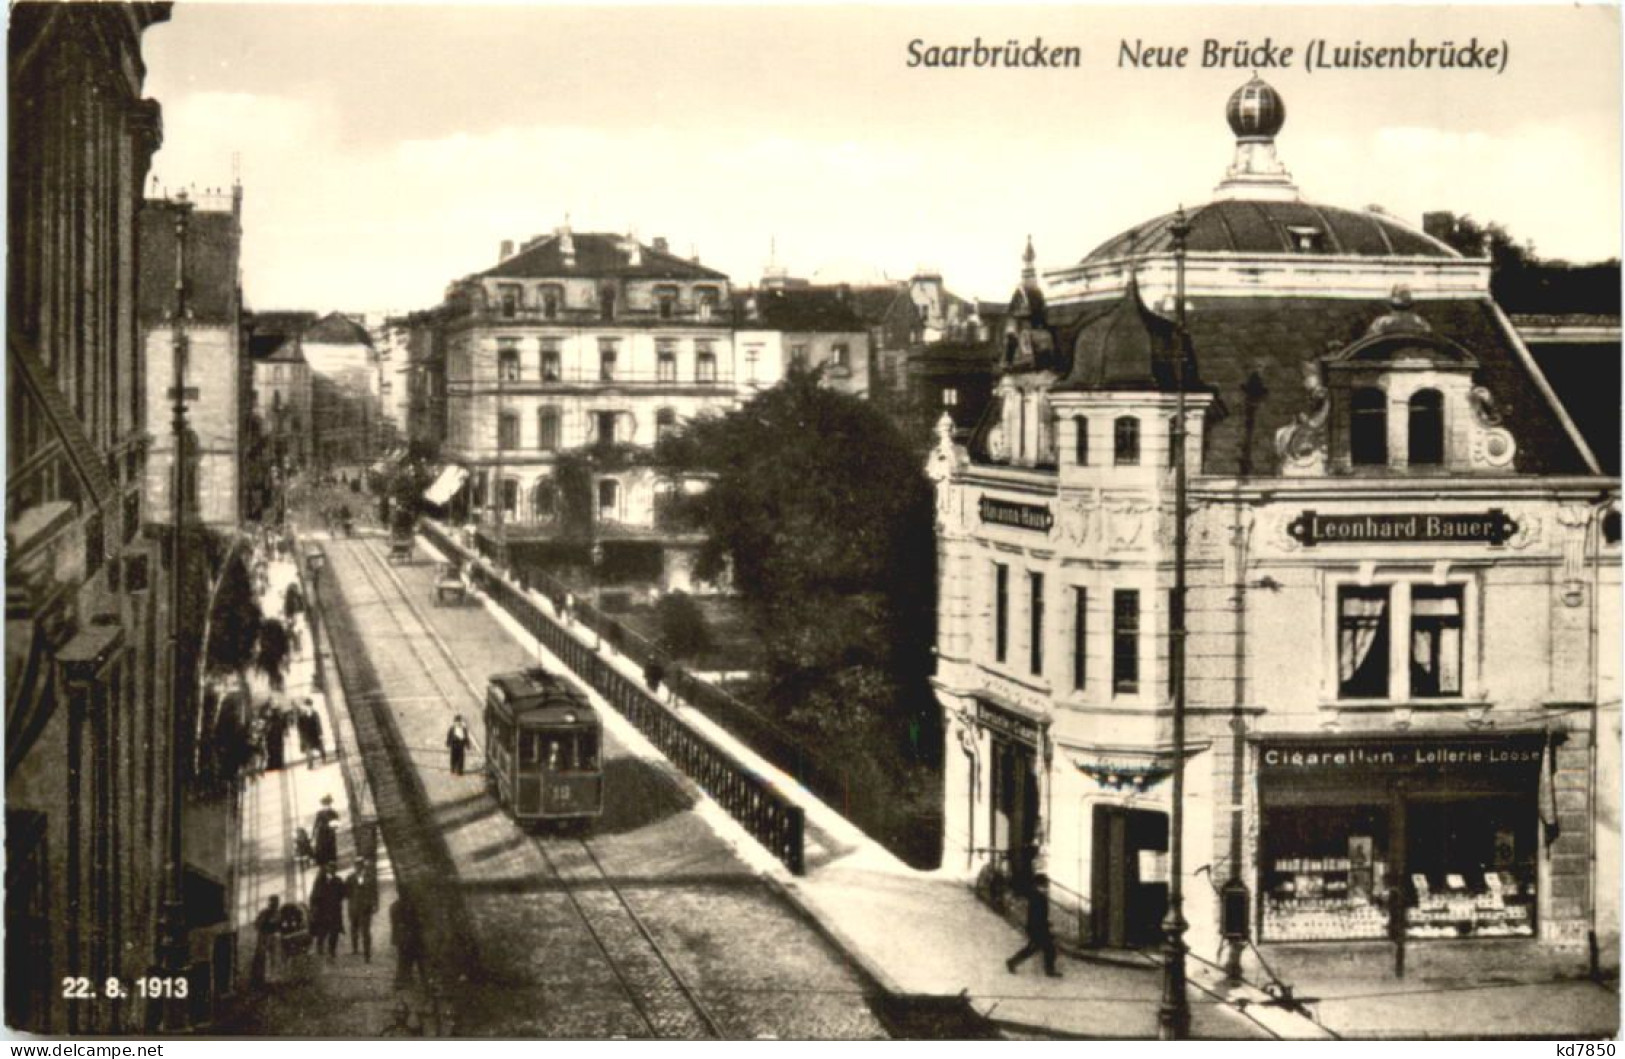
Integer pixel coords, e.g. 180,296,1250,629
545,738,562,770
521,731,541,765
566,732,599,771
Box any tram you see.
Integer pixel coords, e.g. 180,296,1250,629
484,666,604,824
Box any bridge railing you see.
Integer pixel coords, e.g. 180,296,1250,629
419,520,804,875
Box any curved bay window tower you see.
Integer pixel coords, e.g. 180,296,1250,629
928,76,1618,983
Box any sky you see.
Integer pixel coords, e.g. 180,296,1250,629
140,2,1622,314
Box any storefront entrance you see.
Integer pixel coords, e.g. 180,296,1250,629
1258,736,1545,943
1090,806,1169,948
979,700,1043,890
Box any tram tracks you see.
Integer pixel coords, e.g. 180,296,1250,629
331,535,725,1039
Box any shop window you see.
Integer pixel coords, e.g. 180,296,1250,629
1350,387,1387,466
1408,389,1445,466
657,343,677,382
994,562,1009,664
537,408,560,452
1072,587,1087,690
1114,417,1140,466
1337,585,1390,699
1410,585,1463,698
1073,415,1089,465
1029,571,1045,677
1112,589,1139,693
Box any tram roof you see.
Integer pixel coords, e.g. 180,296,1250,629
486,667,594,725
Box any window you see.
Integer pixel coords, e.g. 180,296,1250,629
595,411,618,446
537,408,560,451
994,562,1009,664
499,284,521,317
1114,417,1140,466
500,478,518,517
599,340,619,381
696,347,717,383
1029,572,1045,677
1351,387,1387,466
498,412,520,450
1073,415,1089,465
696,287,719,321
1112,590,1139,693
832,343,851,372
540,340,562,381
656,407,677,441
657,341,677,382
790,344,809,368
1168,415,1180,466
272,364,284,383
598,478,621,521
656,286,677,320
541,285,562,319
598,285,617,320
1072,587,1087,690
498,344,521,382
1168,588,1183,695
1408,389,1444,466
1410,585,1462,698
942,387,959,408
532,480,558,521
745,346,762,383
1337,586,1390,699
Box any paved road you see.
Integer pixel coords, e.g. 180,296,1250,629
316,533,887,1038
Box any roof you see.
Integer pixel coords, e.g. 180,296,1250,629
1082,200,1459,264
138,201,240,325
255,337,306,366
1056,278,1202,392
1038,295,1596,477
481,232,729,282
849,285,908,325
487,666,593,723
302,312,373,346
736,287,868,332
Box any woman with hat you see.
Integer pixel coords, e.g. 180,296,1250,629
313,794,340,867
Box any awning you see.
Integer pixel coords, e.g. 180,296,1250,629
423,466,469,506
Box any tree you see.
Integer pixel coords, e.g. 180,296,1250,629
655,591,712,660
655,366,939,755
1432,215,1621,314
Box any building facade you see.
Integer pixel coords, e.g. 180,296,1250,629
733,283,872,396
139,189,247,528
302,311,379,469
928,79,1620,969
437,227,737,583
6,1,179,1033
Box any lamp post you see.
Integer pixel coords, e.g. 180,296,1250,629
158,191,195,1028
1158,206,1193,1041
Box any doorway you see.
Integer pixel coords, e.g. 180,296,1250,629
990,737,1039,890
1090,805,1169,948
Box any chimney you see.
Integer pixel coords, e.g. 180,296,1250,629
625,231,642,267
557,224,575,267
652,237,669,254
499,239,514,262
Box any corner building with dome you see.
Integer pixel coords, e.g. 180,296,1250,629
926,78,1620,968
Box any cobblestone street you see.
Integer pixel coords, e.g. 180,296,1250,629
317,533,887,1038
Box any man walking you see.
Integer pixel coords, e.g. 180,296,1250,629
345,857,379,961
445,715,471,776
390,892,425,988
1006,869,1062,978
309,861,347,960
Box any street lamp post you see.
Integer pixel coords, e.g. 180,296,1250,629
159,191,195,1028
1158,207,1193,1041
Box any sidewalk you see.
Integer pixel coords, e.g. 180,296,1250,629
418,527,1305,1040
222,546,443,1037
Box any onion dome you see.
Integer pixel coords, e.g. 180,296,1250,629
1226,76,1286,141
1054,276,1201,392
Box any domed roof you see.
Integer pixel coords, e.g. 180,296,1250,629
1054,276,1201,392
1081,200,1461,263
1227,76,1285,141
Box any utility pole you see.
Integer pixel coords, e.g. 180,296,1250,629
1158,206,1193,1041
493,350,507,570
159,190,196,1028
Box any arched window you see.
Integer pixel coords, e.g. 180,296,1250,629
597,479,621,522
1113,416,1139,466
1408,389,1444,466
532,481,558,522
1350,387,1387,466
1073,415,1089,465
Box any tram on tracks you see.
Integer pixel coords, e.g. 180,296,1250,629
484,666,604,825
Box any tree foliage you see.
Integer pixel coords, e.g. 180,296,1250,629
655,591,712,660
1436,215,1620,314
655,367,939,758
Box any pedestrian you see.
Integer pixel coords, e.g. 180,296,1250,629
265,707,288,772
313,794,341,867
1006,867,1061,978
445,715,471,776
302,699,326,769
247,714,267,776
286,612,303,657
390,892,426,988
309,861,347,959
345,856,379,962
252,895,286,985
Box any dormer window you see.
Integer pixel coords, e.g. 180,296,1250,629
1350,388,1387,466
499,284,521,318
540,285,562,319
1113,416,1140,466
656,286,678,320
696,287,719,321
1286,225,1324,253
1408,389,1444,466
599,285,617,320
